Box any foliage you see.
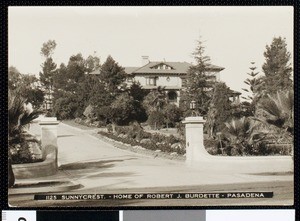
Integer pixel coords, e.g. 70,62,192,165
261,37,293,94
100,124,185,155
257,90,294,136
180,38,212,116
205,82,232,137
9,66,44,109
52,95,79,120
85,55,101,73
222,117,267,156
109,93,136,125
143,86,167,114
8,91,42,164
129,82,148,102
52,54,88,119
162,103,182,128
8,66,21,90
39,40,57,113
241,62,264,115
147,111,165,130
98,55,127,95
39,40,57,102
40,40,57,58
39,57,57,91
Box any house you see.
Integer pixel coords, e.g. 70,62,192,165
124,56,240,105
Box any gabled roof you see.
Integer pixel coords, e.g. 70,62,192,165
133,62,191,74
124,61,224,75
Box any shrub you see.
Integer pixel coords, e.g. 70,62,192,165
8,91,42,164
147,111,165,130
98,125,186,155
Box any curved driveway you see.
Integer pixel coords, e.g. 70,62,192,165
47,123,290,191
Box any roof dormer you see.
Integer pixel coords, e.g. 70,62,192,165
150,63,174,70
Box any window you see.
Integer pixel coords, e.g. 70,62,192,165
168,91,177,101
150,64,174,70
146,77,157,86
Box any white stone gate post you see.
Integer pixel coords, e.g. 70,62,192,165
182,116,209,165
39,117,60,162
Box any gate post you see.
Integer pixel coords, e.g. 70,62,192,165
39,117,59,161
182,116,208,165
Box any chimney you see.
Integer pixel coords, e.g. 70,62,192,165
141,56,149,66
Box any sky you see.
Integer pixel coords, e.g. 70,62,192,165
8,6,293,95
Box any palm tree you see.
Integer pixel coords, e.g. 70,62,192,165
258,90,293,136
223,117,266,155
8,91,42,187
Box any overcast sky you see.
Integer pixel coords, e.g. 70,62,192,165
8,6,293,94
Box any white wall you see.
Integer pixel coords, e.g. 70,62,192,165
133,75,182,87
157,76,181,87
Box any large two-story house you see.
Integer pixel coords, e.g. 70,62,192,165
124,56,240,106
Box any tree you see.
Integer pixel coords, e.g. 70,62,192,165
180,38,212,116
52,54,87,118
128,82,148,123
143,86,167,114
162,103,182,128
52,95,79,119
206,82,232,138
262,37,293,94
40,40,57,58
99,55,127,95
8,66,21,90
8,66,44,109
85,55,101,73
241,62,264,116
40,58,57,92
110,93,135,125
39,40,57,96
257,90,293,136
39,40,57,112
129,82,148,102
147,111,165,130
223,117,266,156
8,90,42,186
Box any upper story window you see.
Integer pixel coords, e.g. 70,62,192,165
150,63,173,70
146,77,157,86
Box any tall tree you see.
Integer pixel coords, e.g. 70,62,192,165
40,40,57,58
206,82,232,138
85,55,101,73
262,37,293,94
39,40,57,110
241,62,264,116
8,66,44,108
99,55,127,95
8,66,21,90
52,54,87,118
180,38,212,116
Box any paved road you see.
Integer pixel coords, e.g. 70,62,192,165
49,123,292,190
10,122,293,206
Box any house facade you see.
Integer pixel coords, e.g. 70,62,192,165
124,56,235,106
